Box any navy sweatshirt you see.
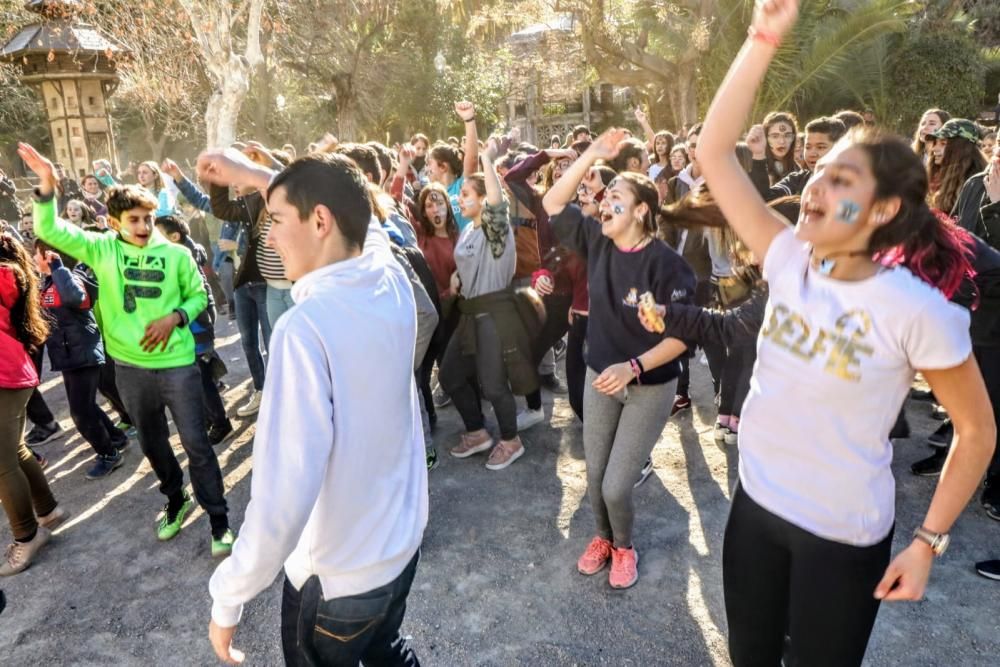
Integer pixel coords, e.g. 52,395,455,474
552,204,696,384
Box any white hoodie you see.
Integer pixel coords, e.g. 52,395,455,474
209,221,428,627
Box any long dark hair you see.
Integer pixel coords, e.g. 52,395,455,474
416,182,459,242
763,111,799,181
855,130,975,298
0,229,50,353
929,136,987,214
66,198,97,226
612,172,659,236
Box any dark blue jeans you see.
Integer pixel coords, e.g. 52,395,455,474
233,281,270,391
115,363,228,518
280,552,421,667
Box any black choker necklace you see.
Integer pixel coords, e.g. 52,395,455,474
811,249,869,276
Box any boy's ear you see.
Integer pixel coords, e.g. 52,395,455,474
107,216,121,231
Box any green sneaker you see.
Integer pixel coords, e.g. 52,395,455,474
156,495,193,541
426,448,439,471
212,529,236,557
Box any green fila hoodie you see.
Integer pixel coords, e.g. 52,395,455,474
34,196,206,369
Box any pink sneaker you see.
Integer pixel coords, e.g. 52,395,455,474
485,436,524,470
724,417,740,446
449,430,493,458
577,536,613,575
609,546,639,589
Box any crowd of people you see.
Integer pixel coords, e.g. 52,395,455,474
1,0,999,663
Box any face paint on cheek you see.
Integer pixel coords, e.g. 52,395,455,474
611,204,625,216
835,200,861,225
462,199,478,209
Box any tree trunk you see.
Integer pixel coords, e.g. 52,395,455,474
204,54,252,148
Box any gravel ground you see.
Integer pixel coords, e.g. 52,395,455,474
1,317,998,666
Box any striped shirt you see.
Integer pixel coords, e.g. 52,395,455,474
254,214,286,281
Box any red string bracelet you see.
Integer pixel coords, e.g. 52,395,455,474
629,358,642,385
748,26,781,47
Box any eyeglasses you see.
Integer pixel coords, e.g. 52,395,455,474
767,132,795,142
576,183,589,194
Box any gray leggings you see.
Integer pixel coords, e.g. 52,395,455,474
583,368,673,548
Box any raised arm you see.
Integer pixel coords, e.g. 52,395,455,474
543,128,627,217
455,101,480,178
698,0,798,262
481,143,503,207
634,108,656,151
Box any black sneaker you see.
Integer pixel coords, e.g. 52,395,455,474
975,560,1000,580
634,457,654,488
889,413,910,440
911,448,948,477
927,420,953,447
670,394,691,417
86,451,124,480
931,404,948,420
208,420,235,446
25,421,62,446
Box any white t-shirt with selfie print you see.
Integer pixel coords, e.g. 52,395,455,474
738,228,971,546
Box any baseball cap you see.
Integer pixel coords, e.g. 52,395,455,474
931,119,981,144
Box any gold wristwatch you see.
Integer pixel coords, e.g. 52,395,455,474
913,527,950,557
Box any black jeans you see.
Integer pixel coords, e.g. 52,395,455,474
719,343,757,418
281,552,421,667
439,314,518,440
115,363,228,518
62,365,126,457
25,345,55,426
566,313,588,421
98,356,133,425
198,355,229,430
723,484,892,667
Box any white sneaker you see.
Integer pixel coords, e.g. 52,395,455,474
236,391,263,417
713,422,730,442
517,408,545,431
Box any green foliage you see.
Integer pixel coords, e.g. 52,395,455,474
885,29,986,131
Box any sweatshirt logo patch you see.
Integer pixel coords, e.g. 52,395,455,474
122,255,166,313
622,288,639,308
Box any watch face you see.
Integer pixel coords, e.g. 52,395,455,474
936,533,950,556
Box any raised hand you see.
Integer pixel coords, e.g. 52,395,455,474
160,158,183,181
196,148,273,192
634,107,648,125
751,0,799,43
589,128,629,161
16,143,57,196
455,101,476,122
746,124,766,159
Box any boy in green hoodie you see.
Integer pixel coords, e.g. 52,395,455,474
18,143,234,557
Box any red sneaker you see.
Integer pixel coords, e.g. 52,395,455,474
577,536,613,575
609,546,639,589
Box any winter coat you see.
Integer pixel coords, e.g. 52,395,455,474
39,256,104,371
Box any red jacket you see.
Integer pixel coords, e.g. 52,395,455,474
0,265,39,389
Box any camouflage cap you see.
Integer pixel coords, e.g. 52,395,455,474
930,119,981,144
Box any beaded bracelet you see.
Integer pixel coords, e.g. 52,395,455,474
629,358,642,385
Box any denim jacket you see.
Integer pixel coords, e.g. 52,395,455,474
175,176,246,272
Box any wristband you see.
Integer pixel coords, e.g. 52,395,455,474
629,358,642,384
635,356,645,374
173,308,190,328
464,116,477,123
748,26,781,47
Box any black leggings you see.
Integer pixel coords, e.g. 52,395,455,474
439,314,518,440
723,484,892,667
566,313,588,421
526,294,572,410
719,343,756,418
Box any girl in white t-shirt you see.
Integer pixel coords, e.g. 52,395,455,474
695,1,997,665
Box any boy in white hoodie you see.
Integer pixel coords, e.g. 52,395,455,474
199,149,427,666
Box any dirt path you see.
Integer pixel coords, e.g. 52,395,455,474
2,318,998,665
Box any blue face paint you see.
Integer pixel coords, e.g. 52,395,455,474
818,257,836,275
835,200,861,225
611,203,625,216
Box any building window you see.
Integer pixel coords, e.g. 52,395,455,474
88,96,96,106
59,148,67,158
56,127,63,138
51,97,59,108
71,127,80,137
67,96,76,108
74,147,84,158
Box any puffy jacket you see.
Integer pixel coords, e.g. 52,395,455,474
39,256,104,371
952,172,1000,246
0,264,38,389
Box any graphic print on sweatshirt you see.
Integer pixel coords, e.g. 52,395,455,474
122,254,166,313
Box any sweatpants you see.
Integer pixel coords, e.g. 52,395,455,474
98,356,133,425
723,484,892,667
0,388,57,541
439,313,518,441
582,368,673,547
62,365,127,457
